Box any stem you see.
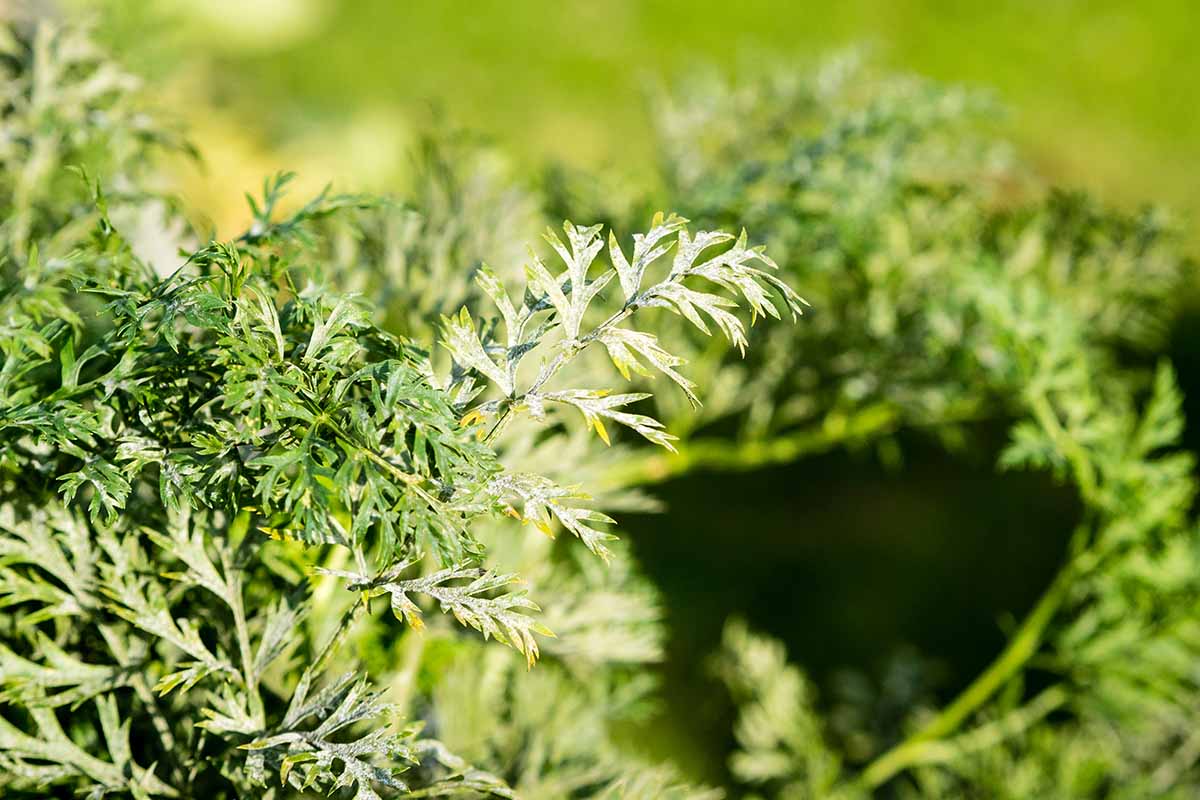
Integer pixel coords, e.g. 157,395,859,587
310,545,351,633
284,596,367,722
883,685,1068,770
400,787,463,799
485,305,635,446
130,674,182,782
317,413,446,513
223,547,264,727
483,263,702,446
1028,389,1099,504
859,559,1076,789
390,628,427,714
604,406,900,486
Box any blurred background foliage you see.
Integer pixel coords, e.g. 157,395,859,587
60,0,1200,789
83,0,1199,236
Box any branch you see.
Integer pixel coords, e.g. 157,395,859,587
859,560,1076,788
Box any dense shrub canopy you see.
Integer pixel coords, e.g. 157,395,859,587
1,18,1199,800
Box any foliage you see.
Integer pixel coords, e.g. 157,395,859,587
0,20,798,799
312,133,543,340
647,56,1200,798
5,16,1200,800
636,55,1192,452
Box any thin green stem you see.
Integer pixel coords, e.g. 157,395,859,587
1028,389,1099,504
390,628,428,715
604,407,899,486
485,304,635,446
284,596,367,722
130,674,182,782
482,251,716,446
883,685,1068,770
223,547,263,727
859,559,1076,789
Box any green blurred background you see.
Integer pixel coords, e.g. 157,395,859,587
94,0,1198,234
82,0,1199,783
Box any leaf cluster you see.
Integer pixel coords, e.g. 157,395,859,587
0,20,797,800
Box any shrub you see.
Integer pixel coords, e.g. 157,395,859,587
645,56,1200,799
0,20,797,800
3,18,1200,800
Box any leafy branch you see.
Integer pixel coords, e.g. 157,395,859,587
444,214,804,447
319,559,553,667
